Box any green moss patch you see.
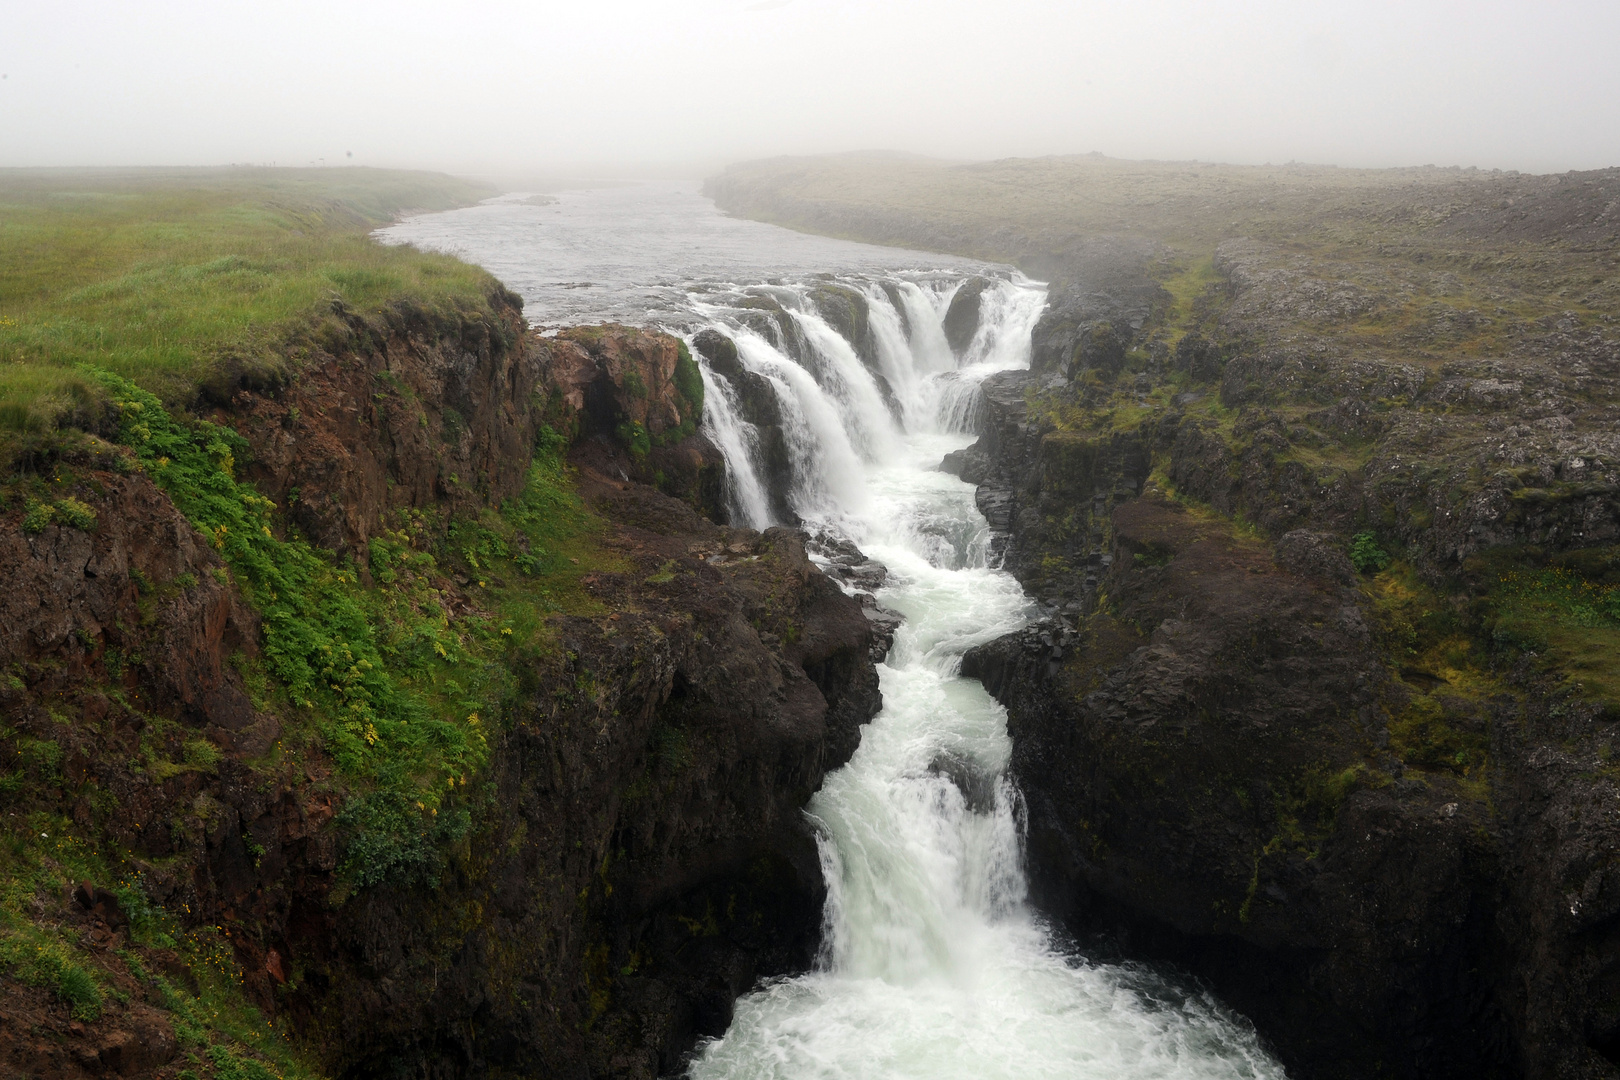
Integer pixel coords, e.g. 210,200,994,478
89,372,614,887
0,815,322,1078
1485,553,1620,704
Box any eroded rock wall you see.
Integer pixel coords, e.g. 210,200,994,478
955,277,1620,1079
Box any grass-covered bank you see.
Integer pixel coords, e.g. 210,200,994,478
0,166,497,458
0,167,627,1078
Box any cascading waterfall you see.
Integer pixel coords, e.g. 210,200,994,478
687,273,1284,1080
380,188,1286,1079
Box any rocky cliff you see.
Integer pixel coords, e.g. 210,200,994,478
951,240,1620,1078
0,291,878,1079
711,152,1620,1075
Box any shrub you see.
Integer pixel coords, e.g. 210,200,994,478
20,498,54,534
53,496,98,531
1349,530,1391,573
615,419,651,459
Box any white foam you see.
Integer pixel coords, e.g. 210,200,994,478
689,273,1286,1080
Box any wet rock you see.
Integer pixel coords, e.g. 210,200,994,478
855,593,903,662
694,329,795,521
1274,529,1357,586
805,531,889,594
943,277,990,356
926,750,998,815
809,283,878,369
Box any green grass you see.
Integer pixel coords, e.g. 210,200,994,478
1486,555,1620,704
0,167,496,453
1150,254,1222,345
77,373,614,887
0,814,323,1078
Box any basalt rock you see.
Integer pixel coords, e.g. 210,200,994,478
954,279,1620,1078
809,283,877,369
943,277,989,356
305,508,880,1080
966,497,1514,1079
693,329,794,522
542,324,725,522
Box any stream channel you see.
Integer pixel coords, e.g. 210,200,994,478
381,183,1286,1080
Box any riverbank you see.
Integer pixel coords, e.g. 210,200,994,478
0,167,501,466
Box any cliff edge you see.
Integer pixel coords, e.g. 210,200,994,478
0,291,879,1079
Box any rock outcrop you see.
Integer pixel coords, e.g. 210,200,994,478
0,298,878,1079
964,496,1513,1078
539,324,726,522
213,292,540,560
709,149,1620,1080
950,269,1620,1079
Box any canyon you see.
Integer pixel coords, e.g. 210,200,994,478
5,157,1620,1080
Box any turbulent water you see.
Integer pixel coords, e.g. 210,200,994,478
383,185,1285,1080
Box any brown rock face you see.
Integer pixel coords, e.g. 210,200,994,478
542,324,727,522
214,295,541,560
545,325,690,442
0,466,267,747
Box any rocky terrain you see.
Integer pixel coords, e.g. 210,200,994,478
0,292,879,1078
713,154,1620,1079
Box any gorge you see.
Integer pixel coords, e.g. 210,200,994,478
4,159,1620,1080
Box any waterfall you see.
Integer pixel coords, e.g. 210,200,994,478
691,273,1043,531
689,273,1286,1080
380,190,1286,1080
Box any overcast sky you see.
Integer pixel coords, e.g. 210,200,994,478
3,0,1616,177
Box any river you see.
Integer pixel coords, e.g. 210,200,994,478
380,182,1285,1080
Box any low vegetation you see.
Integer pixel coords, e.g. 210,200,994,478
1,812,321,1078
0,167,496,459
73,370,617,890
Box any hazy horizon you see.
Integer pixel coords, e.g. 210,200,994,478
4,0,1618,178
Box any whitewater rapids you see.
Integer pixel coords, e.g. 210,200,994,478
380,187,1285,1080
686,277,1283,1080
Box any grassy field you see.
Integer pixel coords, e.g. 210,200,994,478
0,167,498,459
707,152,1620,362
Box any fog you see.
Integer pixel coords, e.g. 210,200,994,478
3,0,1616,176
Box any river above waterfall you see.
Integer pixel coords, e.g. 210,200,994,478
382,185,1285,1080
377,181,987,328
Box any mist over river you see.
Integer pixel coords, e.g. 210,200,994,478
381,185,1285,1079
